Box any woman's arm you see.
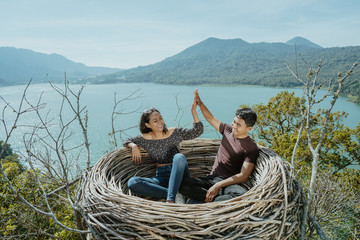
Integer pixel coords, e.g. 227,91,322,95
124,137,143,164
191,93,200,123
126,142,142,164
175,96,203,140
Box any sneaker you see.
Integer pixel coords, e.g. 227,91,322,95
175,193,186,204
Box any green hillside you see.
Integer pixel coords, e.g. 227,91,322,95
90,37,360,102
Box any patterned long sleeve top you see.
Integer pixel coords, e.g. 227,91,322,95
123,122,203,164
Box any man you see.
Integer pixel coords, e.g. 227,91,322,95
180,89,259,203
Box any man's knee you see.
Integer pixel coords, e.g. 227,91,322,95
214,184,247,201
225,184,247,196
179,177,193,193
179,177,191,188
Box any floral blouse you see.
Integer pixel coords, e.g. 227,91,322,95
123,122,203,164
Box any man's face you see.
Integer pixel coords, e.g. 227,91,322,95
231,116,251,138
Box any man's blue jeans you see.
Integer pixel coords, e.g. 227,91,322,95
127,153,190,202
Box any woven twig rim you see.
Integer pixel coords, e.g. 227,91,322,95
77,139,303,240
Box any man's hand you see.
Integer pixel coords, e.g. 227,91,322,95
194,88,221,132
194,89,202,105
206,183,221,202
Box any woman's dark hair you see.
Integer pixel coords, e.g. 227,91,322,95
140,107,168,134
235,108,257,127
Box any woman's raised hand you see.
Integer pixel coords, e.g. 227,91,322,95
191,89,200,123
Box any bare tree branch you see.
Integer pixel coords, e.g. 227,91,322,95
308,213,328,240
1,80,91,236
109,89,143,149
288,57,360,240
0,81,89,233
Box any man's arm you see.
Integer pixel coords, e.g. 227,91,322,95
194,89,221,132
205,162,255,202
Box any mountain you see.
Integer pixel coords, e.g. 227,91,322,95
89,37,360,102
89,37,357,84
0,47,121,85
286,36,323,49
1,37,359,102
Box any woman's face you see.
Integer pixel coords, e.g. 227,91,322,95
145,111,165,132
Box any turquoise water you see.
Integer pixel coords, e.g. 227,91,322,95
1,83,359,168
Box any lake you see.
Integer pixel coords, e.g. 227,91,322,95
1,83,359,168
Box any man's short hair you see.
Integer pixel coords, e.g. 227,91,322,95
236,108,257,127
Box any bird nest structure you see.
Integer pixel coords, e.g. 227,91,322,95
77,139,304,240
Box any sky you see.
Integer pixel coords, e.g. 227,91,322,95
1,0,359,69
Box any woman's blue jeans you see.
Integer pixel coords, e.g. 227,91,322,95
127,153,190,202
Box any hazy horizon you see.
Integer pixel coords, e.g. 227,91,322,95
1,0,359,69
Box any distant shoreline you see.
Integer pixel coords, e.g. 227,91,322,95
1,81,358,104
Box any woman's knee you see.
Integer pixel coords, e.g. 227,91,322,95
173,153,187,166
127,176,140,189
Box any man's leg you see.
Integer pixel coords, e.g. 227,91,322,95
214,182,247,202
179,176,214,202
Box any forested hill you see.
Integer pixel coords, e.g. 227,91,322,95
0,47,121,85
90,37,360,102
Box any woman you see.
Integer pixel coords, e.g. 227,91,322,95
123,98,203,203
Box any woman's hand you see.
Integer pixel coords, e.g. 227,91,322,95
130,144,142,164
191,89,200,123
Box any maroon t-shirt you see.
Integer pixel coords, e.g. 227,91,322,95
210,122,259,179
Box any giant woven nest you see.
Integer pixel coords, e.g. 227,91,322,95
77,139,304,240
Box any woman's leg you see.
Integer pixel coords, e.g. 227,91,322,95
167,153,190,202
127,165,172,199
127,176,168,198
